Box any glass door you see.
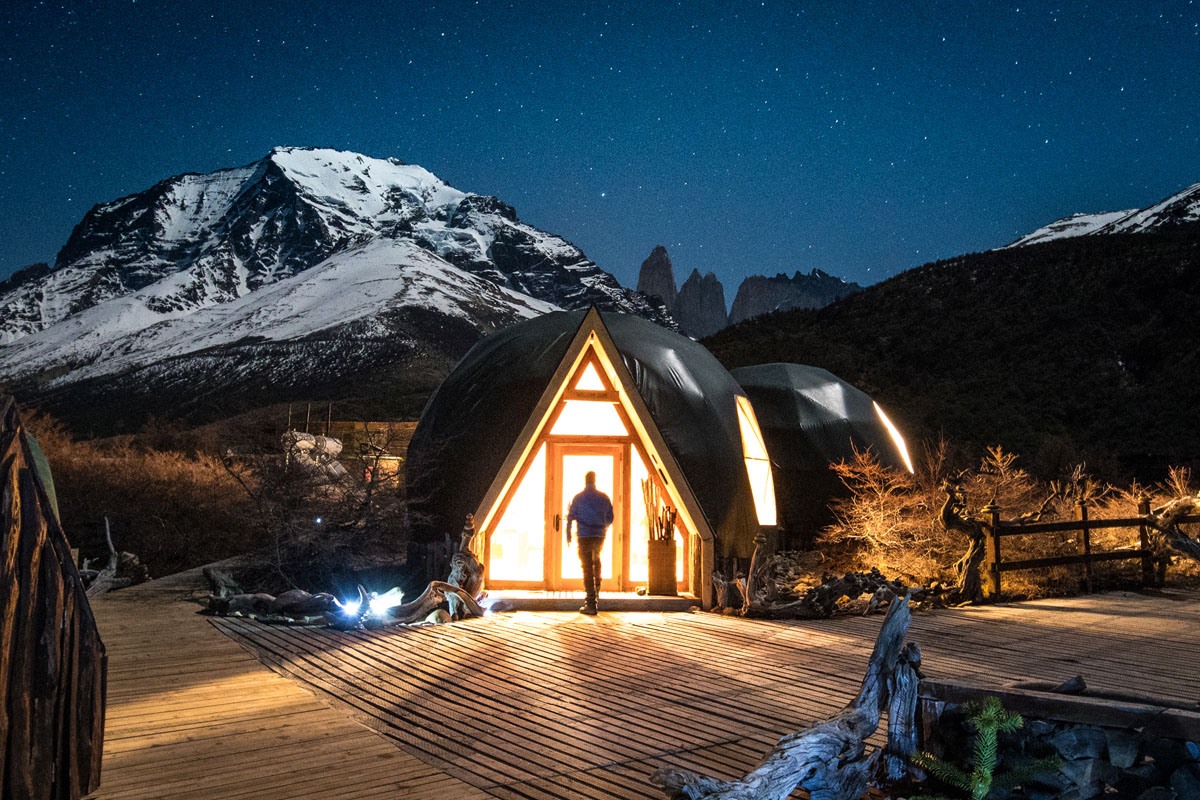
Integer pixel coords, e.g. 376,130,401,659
548,443,623,591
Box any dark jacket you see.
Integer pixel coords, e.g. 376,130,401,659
568,486,614,538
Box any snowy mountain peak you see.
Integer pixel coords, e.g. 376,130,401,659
0,149,665,421
1004,181,1200,248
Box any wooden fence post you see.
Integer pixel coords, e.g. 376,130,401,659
1137,495,1155,587
1077,500,1093,593
983,504,1002,599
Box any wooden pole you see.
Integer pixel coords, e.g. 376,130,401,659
1077,500,1093,593
984,504,1002,599
1137,495,1154,587
304,403,311,434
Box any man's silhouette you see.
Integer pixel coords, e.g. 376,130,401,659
566,470,614,615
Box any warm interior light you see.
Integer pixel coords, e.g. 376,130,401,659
574,362,607,391
550,400,628,436
559,453,616,581
873,401,915,473
628,448,683,584
489,444,547,581
735,395,777,526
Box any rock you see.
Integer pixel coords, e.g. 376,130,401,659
728,269,861,324
1026,719,1056,738
675,268,728,338
1171,763,1200,799
1057,757,1112,797
637,245,677,313
1136,788,1176,800
1052,727,1108,760
1106,728,1142,769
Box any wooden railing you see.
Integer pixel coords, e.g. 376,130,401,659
981,498,1200,598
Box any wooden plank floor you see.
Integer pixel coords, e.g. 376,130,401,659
213,587,1200,800
80,571,1200,800
83,569,490,800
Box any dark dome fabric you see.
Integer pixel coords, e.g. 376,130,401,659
730,362,911,542
407,310,760,559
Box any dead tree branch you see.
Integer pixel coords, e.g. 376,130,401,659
651,597,919,800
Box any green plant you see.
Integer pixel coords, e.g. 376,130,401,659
911,696,1059,800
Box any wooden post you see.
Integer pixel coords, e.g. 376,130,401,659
1137,495,1155,587
983,504,1002,599
1077,500,1093,594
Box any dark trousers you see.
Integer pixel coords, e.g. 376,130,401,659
578,536,605,605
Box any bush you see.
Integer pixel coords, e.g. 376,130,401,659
24,410,259,577
820,441,1200,597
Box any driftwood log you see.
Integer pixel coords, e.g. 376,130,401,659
1,396,106,800
1145,496,1200,568
362,580,485,626
939,481,988,603
651,597,920,800
83,517,150,597
446,514,485,619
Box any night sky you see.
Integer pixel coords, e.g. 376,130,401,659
2,1,1198,292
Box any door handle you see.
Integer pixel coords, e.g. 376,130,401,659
554,513,561,532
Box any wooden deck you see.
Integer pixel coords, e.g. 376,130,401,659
86,575,1200,800
83,569,489,800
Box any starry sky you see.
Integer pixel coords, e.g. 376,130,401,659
2,1,1198,292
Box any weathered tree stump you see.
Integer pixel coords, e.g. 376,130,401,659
446,514,484,619
1,396,106,799
1145,496,1200,563
651,597,919,800
940,481,987,603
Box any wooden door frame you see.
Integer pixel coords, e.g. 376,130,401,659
547,441,625,591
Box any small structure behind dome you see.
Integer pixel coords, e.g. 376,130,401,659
730,363,914,548
408,308,777,607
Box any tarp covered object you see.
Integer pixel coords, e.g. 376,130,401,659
730,363,911,544
407,310,760,563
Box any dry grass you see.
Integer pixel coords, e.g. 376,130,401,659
819,444,1200,598
24,410,260,577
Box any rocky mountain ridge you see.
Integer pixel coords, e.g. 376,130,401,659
1004,181,1200,248
0,147,666,431
635,244,860,336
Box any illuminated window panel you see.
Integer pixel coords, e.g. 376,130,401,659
574,361,607,391
550,400,628,437
628,448,684,584
874,401,915,473
489,444,546,581
735,395,777,526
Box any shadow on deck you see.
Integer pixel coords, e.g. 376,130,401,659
87,570,1200,800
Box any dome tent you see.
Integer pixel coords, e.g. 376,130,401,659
729,362,914,546
407,308,775,608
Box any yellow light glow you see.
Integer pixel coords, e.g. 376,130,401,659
559,452,616,581
873,402,915,473
574,362,606,391
550,400,628,437
628,448,683,584
735,395,777,526
489,444,546,581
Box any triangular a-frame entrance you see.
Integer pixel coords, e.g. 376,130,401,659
473,308,715,605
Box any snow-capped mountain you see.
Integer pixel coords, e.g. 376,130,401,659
1004,182,1200,248
0,147,667,430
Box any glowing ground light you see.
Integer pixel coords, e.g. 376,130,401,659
336,598,362,617
367,587,405,617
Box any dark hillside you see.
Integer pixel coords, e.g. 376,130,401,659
705,225,1200,479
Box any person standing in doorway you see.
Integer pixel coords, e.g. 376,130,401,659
566,470,614,615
